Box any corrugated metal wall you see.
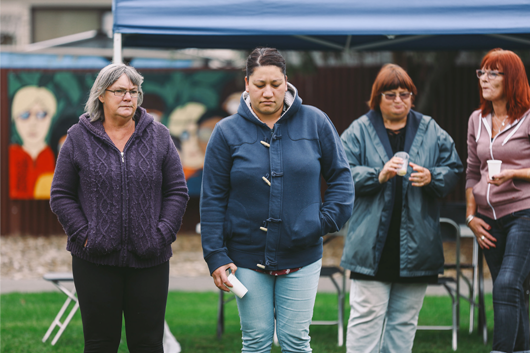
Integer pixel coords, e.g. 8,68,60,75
290,65,486,203
2,64,527,235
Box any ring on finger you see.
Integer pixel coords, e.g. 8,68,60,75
480,235,485,241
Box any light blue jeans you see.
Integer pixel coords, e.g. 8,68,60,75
235,259,322,353
346,279,428,353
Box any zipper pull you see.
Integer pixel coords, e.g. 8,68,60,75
121,152,124,163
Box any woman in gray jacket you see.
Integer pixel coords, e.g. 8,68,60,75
340,64,463,353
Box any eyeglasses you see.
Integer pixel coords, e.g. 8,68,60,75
106,89,139,98
381,92,413,101
18,110,49,120
476,70,504,80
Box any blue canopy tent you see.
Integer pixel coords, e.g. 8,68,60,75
112,0,530,62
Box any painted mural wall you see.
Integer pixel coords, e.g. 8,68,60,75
8,70,242,200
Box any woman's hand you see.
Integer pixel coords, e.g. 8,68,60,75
378,157,403,183
468,217,496,249
409,162,432,187
488,169,515,186
212,263,238,292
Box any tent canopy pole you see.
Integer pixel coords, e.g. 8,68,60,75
113,32,122,64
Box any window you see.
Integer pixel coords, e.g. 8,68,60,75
32,8,111,43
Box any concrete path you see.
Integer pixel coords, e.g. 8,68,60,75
1,276,492,295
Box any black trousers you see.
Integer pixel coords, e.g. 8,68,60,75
72,256,169,353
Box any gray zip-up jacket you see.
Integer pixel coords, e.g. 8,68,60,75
340,110,463,277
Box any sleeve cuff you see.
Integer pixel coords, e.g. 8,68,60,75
465,179,479,189
157,220,177,246
71,224,88,245
206,251,233,276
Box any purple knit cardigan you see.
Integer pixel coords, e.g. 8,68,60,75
50,107,189,268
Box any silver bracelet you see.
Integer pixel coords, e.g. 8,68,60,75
465,215,475,226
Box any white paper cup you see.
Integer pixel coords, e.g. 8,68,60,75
225,273,248,299
394,152,409,176
487,160,502,180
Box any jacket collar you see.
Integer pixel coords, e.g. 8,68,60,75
238,82,301,126
366,109,422,160
404,110,422,153
78,107,153,142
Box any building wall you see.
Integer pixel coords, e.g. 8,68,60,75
1,0,111,46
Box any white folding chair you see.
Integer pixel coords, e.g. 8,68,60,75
417,218,460,351
311,265,346,347
42,272,79,345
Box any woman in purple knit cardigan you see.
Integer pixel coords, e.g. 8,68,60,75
50,63,189,353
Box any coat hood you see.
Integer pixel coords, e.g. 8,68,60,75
77,107,154,141
237,82,301,126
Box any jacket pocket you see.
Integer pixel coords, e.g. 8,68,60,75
127,223,166,259
472,182,488,210
512,208,530,221
84,223,121,257
407,220,444,273
225,199,251,245
490,179,522,207
157,221,177,246
70,224,88,245
287,202,323,249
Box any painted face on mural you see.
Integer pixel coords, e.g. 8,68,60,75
168,102,207,171
10,86,57,200
11,86,57,160
222,92,242,115
197,116,223,154
15,102,53,148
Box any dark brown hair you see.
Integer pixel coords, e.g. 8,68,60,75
246,48,286,77
478,48,530,119
368,64,417,111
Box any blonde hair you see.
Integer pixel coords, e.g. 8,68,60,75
12,86,57,121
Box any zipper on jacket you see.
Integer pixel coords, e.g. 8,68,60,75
486,184,497,220
117,136,135,266
487,126,499,219
120,151,128,266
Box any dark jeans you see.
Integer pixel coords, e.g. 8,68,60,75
480,209,530,353
72,256,169,353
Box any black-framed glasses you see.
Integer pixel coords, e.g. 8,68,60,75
381,92,413,101
105,89,139,98
476,70,504,80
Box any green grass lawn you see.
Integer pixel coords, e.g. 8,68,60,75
1,291,493,352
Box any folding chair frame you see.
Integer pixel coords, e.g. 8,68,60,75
311,265,346,347
417,218,461,351
42,273,79,346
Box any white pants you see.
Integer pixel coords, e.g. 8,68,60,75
346,279,428,353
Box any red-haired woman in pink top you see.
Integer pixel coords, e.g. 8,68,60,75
466,48,530,353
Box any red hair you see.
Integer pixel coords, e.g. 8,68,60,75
479,48,530,119
368,64,417,111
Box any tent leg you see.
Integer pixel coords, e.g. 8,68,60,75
113,32,122,64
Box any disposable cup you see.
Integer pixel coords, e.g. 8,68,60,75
225,273,248,299
487,160,502,180
394,152,409,176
